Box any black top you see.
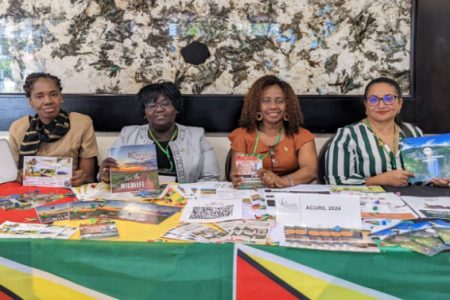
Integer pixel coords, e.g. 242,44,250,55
156,141,177,180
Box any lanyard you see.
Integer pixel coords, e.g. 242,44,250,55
364,119,398,169
148,127,178,172
252,128,283,159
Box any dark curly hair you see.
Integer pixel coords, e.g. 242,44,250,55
23,73,63,97
136,81,183,120
363,77,403,125
239,75,304,135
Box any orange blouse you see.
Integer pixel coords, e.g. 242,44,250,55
228,127,315,175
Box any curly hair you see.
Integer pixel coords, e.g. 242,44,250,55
239,75,304,135
136,81,183,120
23,73,63,97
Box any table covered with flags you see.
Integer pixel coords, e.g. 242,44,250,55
0,182,450,299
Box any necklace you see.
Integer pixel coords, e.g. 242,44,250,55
148,126,178,172
364,119,398,169
252,126,284,159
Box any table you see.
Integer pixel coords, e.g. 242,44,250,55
1,183,450,299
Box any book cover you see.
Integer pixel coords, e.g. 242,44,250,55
235,153,264,189
109,144,160,193
23,156,72,188
400,133,450,184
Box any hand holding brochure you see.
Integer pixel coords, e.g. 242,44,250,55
23,156,72,188
109,144,160,193
235,153,264,189
400,133,450,184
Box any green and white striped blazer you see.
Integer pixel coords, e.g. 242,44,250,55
324,122,423,185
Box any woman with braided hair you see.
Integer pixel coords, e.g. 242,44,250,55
8,73,98,186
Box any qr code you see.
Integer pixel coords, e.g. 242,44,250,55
189,205,234,220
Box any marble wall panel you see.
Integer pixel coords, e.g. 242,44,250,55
0,0,411,95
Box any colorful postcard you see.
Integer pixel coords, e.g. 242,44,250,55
0,221,75,239
162,223,227,243
35,202,72,224
23,156,72,188
400,133,450,184
96,200,181,224
80,220,119,240
217,220,273,244
235,153,264,189
431,220,450,244
70,201,104,220
0,191,70,211
109,144,159,193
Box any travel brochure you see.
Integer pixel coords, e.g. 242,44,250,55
0,221,76,239
359,193,418,220
401,196,450,219
23,156,73,188
400,133,450,184
234,153,264,189
36,200,181,225
371,220,450,256
162,223,227,243
79,220,119,240
0,190,72,211
109,144,160,193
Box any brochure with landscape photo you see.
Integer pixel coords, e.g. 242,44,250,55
23,156,72,188
79,220,119,240
109,144,160,193
235,153,264,189
400,133,450,184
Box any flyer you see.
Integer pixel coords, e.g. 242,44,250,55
109,144,159,193
400,133,450,184
234,153,264,189
23,156,72,188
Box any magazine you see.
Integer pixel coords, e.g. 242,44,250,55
235,153,264,189
109,144,160,193
23,156,72,188
400,133,450,184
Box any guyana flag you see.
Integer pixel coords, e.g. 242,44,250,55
0,240,449,299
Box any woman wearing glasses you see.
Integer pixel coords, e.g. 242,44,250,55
99,82,220,183
229,75,317,188
324,77,424,187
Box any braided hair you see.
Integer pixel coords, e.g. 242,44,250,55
23,73,63,97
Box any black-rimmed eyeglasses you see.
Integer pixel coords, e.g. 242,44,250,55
365,94,399,106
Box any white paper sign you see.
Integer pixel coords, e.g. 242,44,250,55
300,194,362,229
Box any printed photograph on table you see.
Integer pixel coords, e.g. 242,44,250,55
0,221,73,239
35,202,72,224
400,133,450,184
0,191,70,211
22,156,72,188
109,144,160,193
80,220,119,240
96,200,181,224
235,153,264,189
70,201,104,220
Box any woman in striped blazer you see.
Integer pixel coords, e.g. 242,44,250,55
324,77,424,187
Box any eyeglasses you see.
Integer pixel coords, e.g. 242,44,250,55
365,94,399,106
145,99,173,110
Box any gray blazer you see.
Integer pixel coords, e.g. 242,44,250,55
111,123,220,183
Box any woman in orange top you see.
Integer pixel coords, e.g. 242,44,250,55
229,75,317,188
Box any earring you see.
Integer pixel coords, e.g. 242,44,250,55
283,113,288,121
256,112,263,121
61,100,64,104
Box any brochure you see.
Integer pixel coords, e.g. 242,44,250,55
80,220,119,240
216,220,273,244
0,221,76,239
23,156,72,188
330,185,384,194
359,193,418,220
36,202,72,224
235,153,264,189
400,133,450,184
162,223,227,243
109,144,160,193
401,196,450,219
